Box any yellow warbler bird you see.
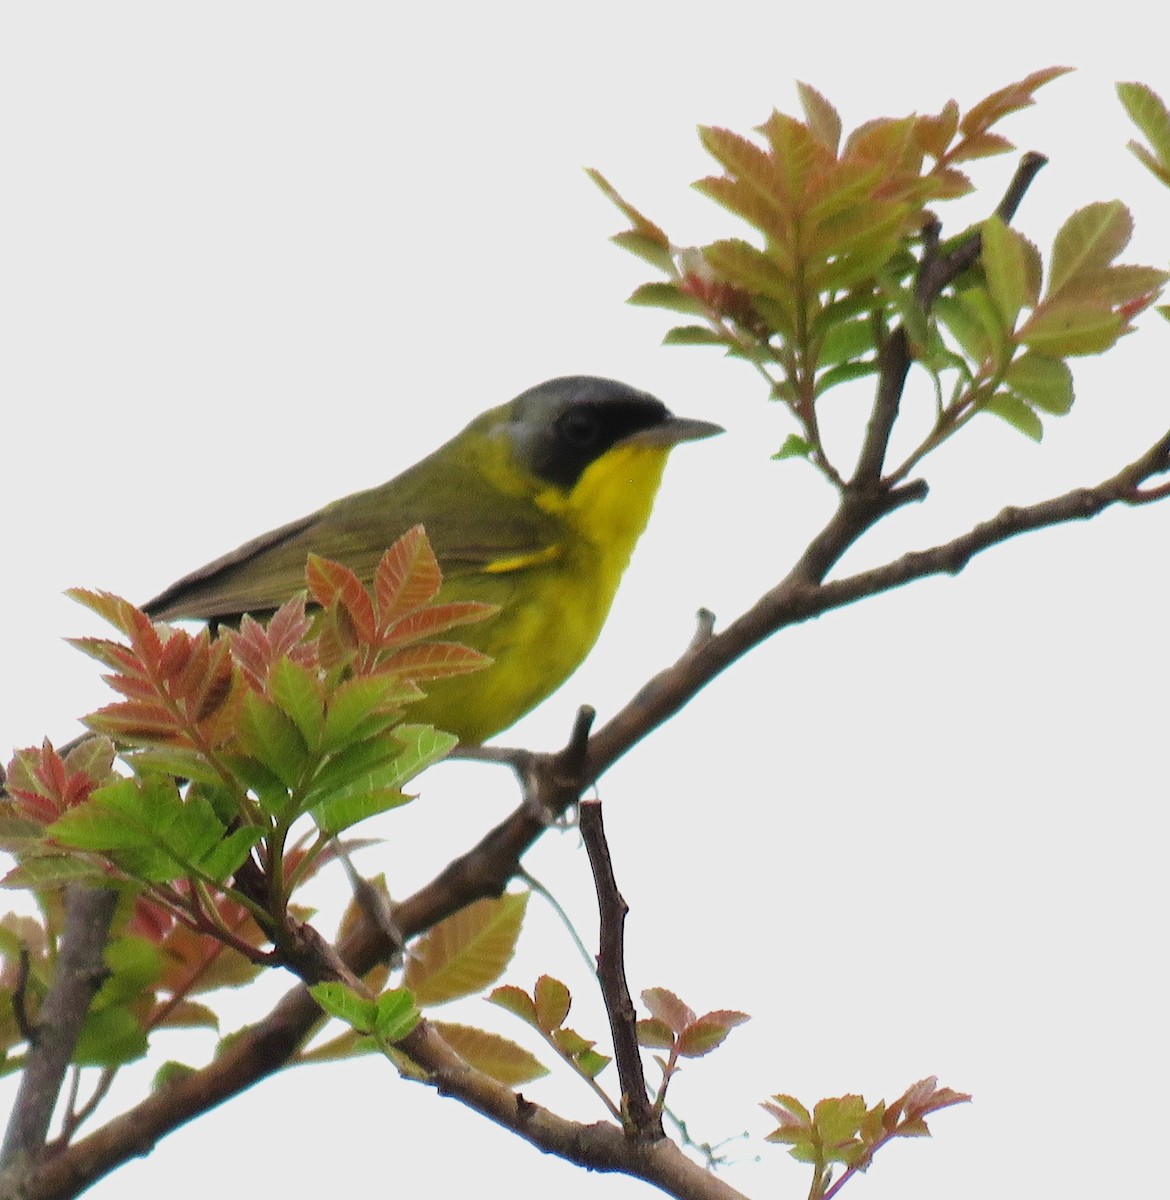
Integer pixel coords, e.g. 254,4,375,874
144,376,720,742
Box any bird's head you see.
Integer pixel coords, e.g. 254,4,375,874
488,375,721,493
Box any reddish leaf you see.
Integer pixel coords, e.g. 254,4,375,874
383,602,496,649
677,1011,749,1058
585,168,671,248
959,67,1072,137
306,556,376,643
156,630,194,681
5,740,111,825
231,598,315,691
380,641,492,682
374,526,443,618
641,987,695,1034
915,100,960,160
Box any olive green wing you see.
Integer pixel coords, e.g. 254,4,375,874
142,451,563,622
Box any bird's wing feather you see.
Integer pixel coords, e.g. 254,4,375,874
143,456,563,621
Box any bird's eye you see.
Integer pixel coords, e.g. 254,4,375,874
558,408,600,447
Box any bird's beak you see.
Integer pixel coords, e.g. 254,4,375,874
628,415,724,448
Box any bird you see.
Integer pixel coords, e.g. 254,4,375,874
143,376,721,743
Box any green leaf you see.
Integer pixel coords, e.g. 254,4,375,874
371,724,455,789
74,1004,148,1066
309,982,378,1032
769,1093,812,1125
47,776,235,884
294,1028,375,1064
1118,83,1170,173
879,275,932,350
320,674,416,752
96,937,163,1007
2,856,106,889
311,786,413,837
627,282,707,316
772,434,813,461
46,778,145,852
151,998,220,1031
198,824,266,882
303,734,401,802
610,230,674,272
661,325,728,347
984,391,1043,441
152,1060,200,1090
811,290,881,333
308,724,453,831
814,360,879,397
373,988,420,1041
122,747,225,787
815,1095,868,1147
574,1047,611,1079
237,694,309,789
1047,202,1132,299
817,316,877,367
1004,353,1074,415
981,215,1032,326
1056,264,1168,307
935,292,993,364
818,236,906,293
268,659,324,748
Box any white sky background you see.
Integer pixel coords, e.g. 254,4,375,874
1,4,1167,1199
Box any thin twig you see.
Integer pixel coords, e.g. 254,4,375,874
579,800,662,1140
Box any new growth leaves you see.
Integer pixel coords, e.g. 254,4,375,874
304,893,548,1087
763,1077,971,1200
1,527,493,1078
593,69,1167,478
488,979,748,1125
35,526,493,877
1118,81,1170,189
636,987,749,1116
932,199,1164,446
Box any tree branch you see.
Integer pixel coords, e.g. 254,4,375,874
395,1022,749,1200
0,886,119,1181
585,426,1170,776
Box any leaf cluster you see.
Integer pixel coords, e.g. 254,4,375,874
593,70,1168,479
763,1077,971,1199
0,527,493,1077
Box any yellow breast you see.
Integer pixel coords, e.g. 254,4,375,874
407,442,673,742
